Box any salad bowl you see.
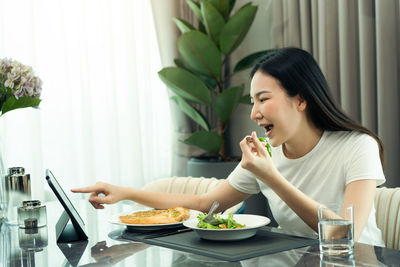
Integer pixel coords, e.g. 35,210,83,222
183,214,270,241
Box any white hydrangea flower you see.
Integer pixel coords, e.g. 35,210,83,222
0,58,42,116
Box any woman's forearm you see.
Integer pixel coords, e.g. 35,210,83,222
258,171,374,242
121,186,204,211
72,180,246,213
259,171,320,232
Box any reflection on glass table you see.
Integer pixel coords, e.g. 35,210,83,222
57,240,88,267
239,245,369,267
1,220,49,267
243,242,387,267
171,251,242,267
87,240,150,266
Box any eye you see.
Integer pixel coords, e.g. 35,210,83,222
260,98,269,103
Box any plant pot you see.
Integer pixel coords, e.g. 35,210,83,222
187,157,239,179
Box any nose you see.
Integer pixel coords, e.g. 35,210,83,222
250,104,262,122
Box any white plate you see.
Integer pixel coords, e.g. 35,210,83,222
109,209,199,231
183,214,270,241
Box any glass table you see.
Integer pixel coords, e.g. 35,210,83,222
1,200,399,266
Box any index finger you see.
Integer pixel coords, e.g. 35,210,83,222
239,137,255,159
251,132,268,157
71,185,100,193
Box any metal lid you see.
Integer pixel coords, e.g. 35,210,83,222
8,167,25,175
22,200,41,208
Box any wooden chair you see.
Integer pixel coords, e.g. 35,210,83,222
374,187,400,249
143,176,244,214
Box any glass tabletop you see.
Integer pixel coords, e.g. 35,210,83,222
1,200,399,266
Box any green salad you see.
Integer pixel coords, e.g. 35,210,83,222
197,213,245,229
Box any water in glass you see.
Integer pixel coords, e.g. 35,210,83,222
318,219,354,255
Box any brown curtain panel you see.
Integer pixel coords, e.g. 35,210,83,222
271,0,400,187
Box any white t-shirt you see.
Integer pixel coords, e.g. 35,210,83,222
228,131,385,246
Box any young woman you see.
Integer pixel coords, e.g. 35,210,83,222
72,47,385,246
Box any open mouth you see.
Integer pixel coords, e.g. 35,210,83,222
265,124,273,136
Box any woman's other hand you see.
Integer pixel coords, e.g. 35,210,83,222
71,182,125,209
240,131,277,179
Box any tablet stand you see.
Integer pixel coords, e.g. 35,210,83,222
56,210,87,243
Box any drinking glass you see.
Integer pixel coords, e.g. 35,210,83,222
318,203,354,256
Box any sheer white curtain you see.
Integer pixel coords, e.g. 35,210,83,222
0,0,172,201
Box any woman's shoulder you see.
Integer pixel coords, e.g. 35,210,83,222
325,130,374,141
324,130,378,151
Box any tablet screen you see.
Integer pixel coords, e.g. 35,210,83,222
46,169,86,235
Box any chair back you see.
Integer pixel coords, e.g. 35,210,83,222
143,176,244,214
374,187,400,249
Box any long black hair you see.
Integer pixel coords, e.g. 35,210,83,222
250,47,385,167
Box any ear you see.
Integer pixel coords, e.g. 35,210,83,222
294,94,307,111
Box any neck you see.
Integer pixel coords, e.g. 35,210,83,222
282,125,323,159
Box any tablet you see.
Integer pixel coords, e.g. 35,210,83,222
46,169,88,241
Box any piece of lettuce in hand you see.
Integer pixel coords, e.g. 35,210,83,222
258,137,272,157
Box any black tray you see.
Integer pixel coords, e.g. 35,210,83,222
121,227,319,262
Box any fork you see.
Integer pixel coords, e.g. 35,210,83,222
202,201,220,225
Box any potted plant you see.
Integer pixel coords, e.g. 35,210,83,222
158,0,273,177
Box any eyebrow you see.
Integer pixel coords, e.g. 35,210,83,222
251,90,271,98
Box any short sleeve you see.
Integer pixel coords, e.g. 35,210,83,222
227,163,261,194
345,134,385,186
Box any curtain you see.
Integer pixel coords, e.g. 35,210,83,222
0,0,172,201
151,0,206,176
270,0,400,187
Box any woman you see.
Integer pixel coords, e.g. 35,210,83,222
72,47,385,246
